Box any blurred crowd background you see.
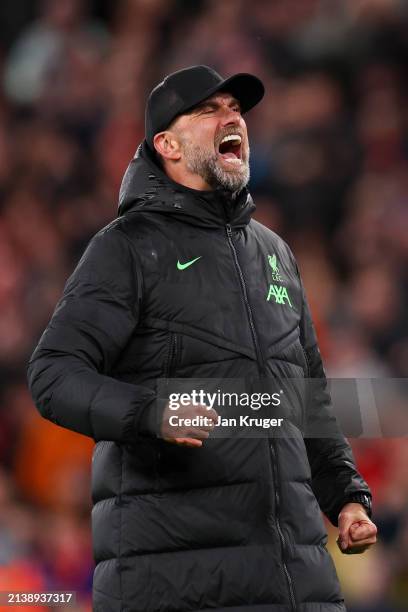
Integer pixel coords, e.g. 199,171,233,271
0,0,407,610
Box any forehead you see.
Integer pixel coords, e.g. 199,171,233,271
191,91,240,110
199,91,239,106
169,91,241,132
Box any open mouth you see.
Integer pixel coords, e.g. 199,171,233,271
218,134,242,164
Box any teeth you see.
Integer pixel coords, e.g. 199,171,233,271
220,134,241,145
224,158,242,164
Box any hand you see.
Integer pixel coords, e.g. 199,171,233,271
160,401,218,448
337,502,377,554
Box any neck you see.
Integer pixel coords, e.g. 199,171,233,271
163,160,212,191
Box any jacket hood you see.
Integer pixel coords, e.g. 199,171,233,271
118,140,256,228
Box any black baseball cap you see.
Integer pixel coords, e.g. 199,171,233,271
145,65,265,150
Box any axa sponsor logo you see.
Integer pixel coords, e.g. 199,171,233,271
266,254,292,307
266,284,292,307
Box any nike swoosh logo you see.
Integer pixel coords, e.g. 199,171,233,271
177,256,202,270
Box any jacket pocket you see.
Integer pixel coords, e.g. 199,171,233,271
164,332,181,378
300,345,312,434
301,345,310,378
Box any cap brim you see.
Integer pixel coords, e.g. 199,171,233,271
216,73,265,114
181,72,265,118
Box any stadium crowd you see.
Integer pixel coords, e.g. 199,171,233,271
0,1,407,610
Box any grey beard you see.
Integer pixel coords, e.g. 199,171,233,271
183,141,250,192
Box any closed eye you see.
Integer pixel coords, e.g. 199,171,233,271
192,101,241,115
198,106,215,114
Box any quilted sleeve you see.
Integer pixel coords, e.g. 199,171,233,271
27,225,159,442
295,260,372,525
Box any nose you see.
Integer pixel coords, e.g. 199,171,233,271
219,106,241,127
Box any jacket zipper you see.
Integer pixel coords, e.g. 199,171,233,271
225,223,297,612
270,442,297,612
225,224,265,377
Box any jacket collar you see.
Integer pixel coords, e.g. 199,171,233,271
118,141,255,229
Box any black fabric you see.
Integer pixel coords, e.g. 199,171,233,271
28,143,371,611
145,65,265,149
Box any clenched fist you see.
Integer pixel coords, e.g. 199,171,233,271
337,502,377,554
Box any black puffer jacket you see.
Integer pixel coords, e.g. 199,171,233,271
28,142,371,612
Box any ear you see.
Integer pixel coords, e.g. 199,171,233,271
153,131,181,161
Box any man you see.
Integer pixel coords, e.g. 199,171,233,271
28,66,377,611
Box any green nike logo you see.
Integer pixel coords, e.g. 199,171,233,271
177,256,202,270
